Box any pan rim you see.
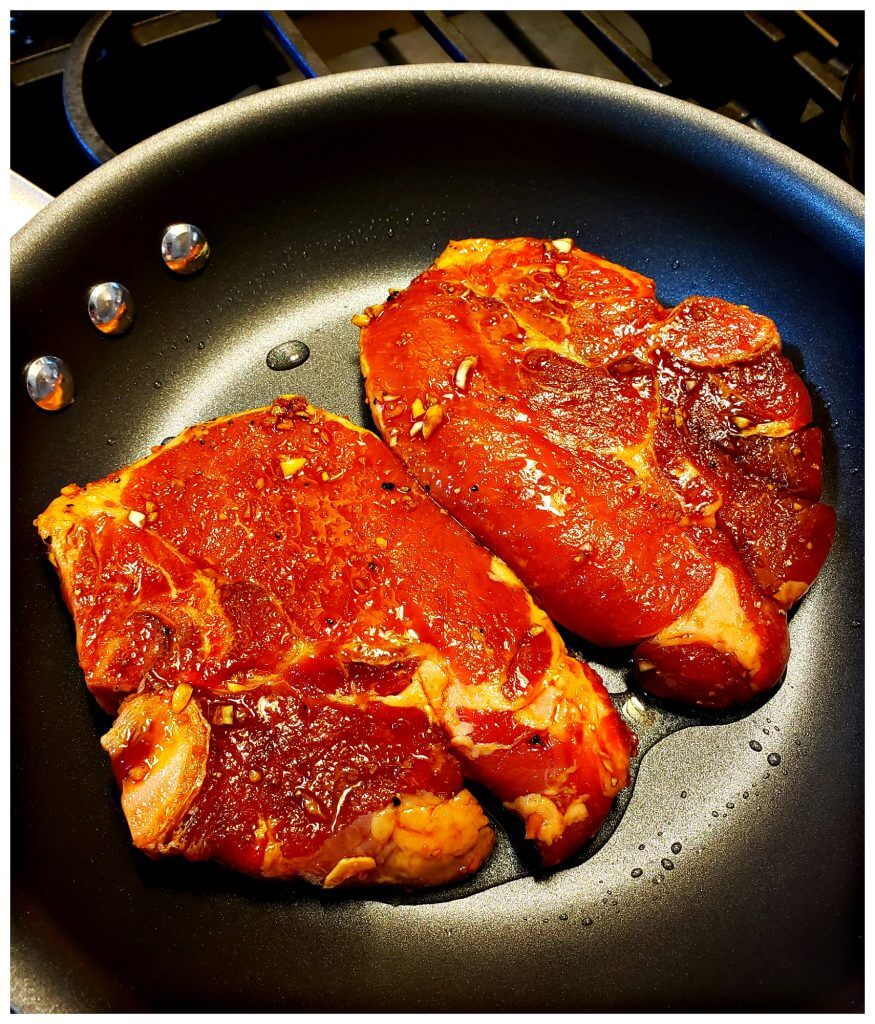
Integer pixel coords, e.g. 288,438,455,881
11,62,863,263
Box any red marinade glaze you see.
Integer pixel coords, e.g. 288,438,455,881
358,238,836,708
36,395,633,884
180,689,461,876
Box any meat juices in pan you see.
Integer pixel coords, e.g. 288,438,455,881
36,397,633,887
358,238,835,708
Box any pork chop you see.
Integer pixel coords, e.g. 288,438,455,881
36,395,633,885
357,238,836,708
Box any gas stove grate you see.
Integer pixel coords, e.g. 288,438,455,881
11,10,863,196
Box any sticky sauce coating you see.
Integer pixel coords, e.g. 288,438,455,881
36,396,633,886
358,238,836,708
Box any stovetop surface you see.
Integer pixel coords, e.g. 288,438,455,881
11,10,864,198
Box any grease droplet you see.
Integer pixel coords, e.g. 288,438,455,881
153,381,162,389
631,867,643,878
726,802,735,809
197,341,205,350
767,752,781,767
582,918,593,927
680,790,688,798
267,340,310,371
661,858,675,871
671,259,680,270
749,740,763,752
671,842,682,855
638,844,645,851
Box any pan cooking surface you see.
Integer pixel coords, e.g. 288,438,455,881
11,66,862,1010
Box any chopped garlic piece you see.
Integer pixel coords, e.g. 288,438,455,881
280,457,307,478
551,237,573,253
127,510,146,528
212,705,234,726
411,397,425,419
171,682,193,714
454,355,478,391
422,404,444,440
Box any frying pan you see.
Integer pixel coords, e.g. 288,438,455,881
11,65,863,1011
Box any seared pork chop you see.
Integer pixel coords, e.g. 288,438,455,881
357,238,835,708
36,396,633,885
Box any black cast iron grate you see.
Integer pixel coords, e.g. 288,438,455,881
10,10,864,196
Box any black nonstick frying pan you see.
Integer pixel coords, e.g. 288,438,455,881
11,65,863,1011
